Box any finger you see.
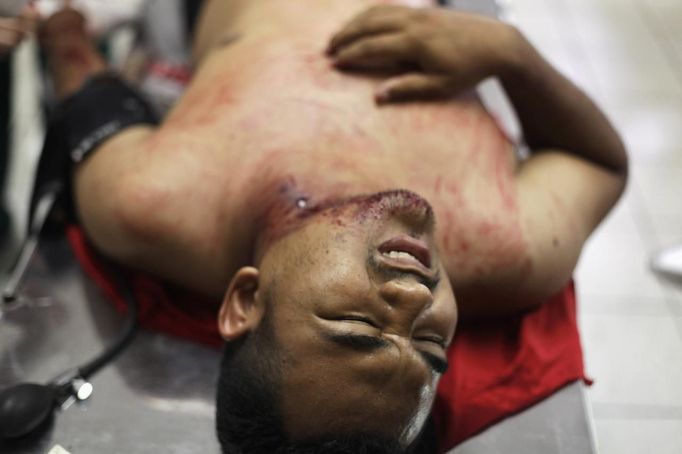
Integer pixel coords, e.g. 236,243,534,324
19,5,39,33
21,2,40,21
0,18,26,34
0,29,24,52
376,73,454,104
328,6,406,55
333,34,415,70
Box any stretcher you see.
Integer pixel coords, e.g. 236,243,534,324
0,0,597,452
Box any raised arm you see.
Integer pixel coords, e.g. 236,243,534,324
327,5,627,317
497,35,627,313
40,8,240,297
39,9,158,272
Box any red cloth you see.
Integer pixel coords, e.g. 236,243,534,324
67,226,223,348
432,283,585,451
67,226,585,451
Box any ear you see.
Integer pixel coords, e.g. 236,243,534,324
218,267,265,341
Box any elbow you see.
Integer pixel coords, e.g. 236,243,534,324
605,124,629,178
610,136,629,202
595,131,629,204
614,134,629,178
81,175,171,264
113,177,173,254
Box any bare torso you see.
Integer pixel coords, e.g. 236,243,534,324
129,0,527,295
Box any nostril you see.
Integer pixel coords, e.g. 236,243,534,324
379,279,433,311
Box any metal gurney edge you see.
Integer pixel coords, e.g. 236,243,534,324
0,236,221,454
0,0,596,451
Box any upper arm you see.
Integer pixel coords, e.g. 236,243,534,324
73,125,237,297
73,125,159,262
514,150,627,303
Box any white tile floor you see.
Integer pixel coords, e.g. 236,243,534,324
508,0,682,452
2,0,682,452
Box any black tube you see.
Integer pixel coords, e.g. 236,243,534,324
77,266,139,379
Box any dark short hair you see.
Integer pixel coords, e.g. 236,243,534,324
214,314,437,454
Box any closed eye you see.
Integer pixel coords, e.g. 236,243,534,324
335,316,379,328
323,332,391,351
322,332,449,374
414,336,446,349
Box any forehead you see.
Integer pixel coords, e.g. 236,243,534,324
275,318,438,443
262,262,448,445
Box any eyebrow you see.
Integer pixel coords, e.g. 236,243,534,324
323,332,449,374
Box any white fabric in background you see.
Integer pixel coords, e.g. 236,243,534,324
34,0,146,35
0,0,30,17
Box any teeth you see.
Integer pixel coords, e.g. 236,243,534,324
383,250,419,262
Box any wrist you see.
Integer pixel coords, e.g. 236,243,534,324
492,24,530,80
494,26,541,89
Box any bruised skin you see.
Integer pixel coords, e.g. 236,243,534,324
127,0,528,307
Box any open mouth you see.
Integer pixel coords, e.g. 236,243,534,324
377,235,435,280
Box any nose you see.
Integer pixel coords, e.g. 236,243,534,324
379,279,433,331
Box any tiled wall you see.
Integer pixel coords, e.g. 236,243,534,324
507,0,682,452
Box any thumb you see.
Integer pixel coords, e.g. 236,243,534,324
20,2,40,31
376,73,454,104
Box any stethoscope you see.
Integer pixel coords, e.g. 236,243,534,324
0,175,139,440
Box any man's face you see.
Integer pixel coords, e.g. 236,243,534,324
251,190,457,445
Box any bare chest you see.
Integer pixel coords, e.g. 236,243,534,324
149,34,526,284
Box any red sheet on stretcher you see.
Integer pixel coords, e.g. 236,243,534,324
67,226,586,452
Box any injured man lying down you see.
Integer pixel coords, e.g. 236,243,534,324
37,0,626,453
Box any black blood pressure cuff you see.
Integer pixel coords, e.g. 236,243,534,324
30,73,159,229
